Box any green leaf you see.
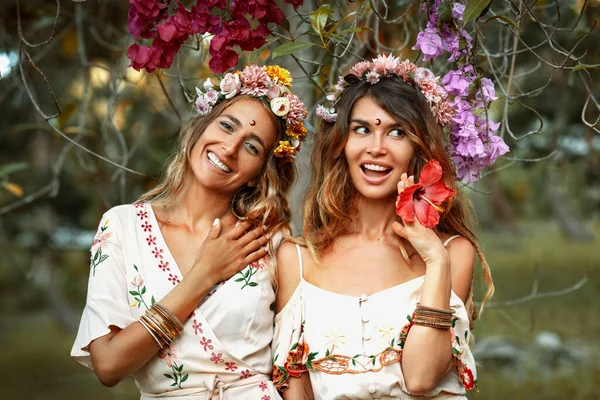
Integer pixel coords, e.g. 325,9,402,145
455,335,461,345
465,330,469,341
181,374,188,383
290,342,298,351
463,0,491,24
93,251,100,263
452,348,460,356
234,278,245,282
325,348,330,357
279,18,290,33
57,103,78,128
371,357,376,365
353,354,361,358
141,286,146,295
273,354,279,362
310,5,330,36
129,290,139,296
271,41,316,60
170,382,177,387
248,282,258,287
482,15,519,30
151,295,156,305
352,359,356,366
177,364,184,372
0,162,28,177
452,317,457,328
134,265,139,272
407,314,412,322
570,64,600,74
391,338,395,347
164,373,173,379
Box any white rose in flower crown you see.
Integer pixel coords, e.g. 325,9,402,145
290,138,300,148
266,85,283,100
220,73,241,99
270,97,291,117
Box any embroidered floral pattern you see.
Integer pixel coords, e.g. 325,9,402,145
90,219,111,276
129,265,155,309
240,369,252,380
210,352,224,364
225,361,238,371
200,337,214,352
159,344,188,389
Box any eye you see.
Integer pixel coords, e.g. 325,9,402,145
244,141,260,155
220,121,234,132
353,126,369,135
388,129,405,137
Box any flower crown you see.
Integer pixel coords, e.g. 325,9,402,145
195,64,308,163
316,54,453,126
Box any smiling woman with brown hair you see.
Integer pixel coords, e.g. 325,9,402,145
272,55,493,399
71,64,307,399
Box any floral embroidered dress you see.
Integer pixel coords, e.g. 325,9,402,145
272,243,476,400
72,203,281,400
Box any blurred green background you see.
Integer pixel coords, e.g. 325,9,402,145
1,0,599,399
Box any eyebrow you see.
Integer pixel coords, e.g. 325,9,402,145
221,114,265,150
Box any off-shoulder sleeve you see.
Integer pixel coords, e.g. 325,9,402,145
448,292,477,391
271,285,308,391
71,209,136,369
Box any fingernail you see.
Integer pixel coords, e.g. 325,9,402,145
266,232,272,239
213,218,219,226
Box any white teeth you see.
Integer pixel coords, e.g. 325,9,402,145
363,164,390,172
208,152,231,173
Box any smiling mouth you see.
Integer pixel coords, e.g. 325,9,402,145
361,163,392,178
207,151,231,173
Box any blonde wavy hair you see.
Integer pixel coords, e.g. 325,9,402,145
303,77,493,327
137,95,295,240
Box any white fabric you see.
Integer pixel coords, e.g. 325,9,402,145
272,244,476,400
72,203,282,399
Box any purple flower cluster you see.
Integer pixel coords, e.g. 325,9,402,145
413,0,509,182
412,1,471,62
443,66,509,182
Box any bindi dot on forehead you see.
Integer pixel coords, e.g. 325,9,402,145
375,118,381,126
249,120,256,126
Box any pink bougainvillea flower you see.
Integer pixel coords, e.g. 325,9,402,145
395,160,454,229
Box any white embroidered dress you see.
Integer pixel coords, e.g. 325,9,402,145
72,203,281,400
272,244,477,399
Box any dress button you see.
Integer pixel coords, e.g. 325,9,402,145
359,294,368,302
363,333,371,341
362,315,370,323
368,384,377,394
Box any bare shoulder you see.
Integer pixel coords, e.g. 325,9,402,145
445,236,475,302
275,240,303,313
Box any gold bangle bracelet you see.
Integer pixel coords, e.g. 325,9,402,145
139,317,164,348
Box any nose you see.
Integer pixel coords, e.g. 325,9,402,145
222,135,243,158
366,133,387,156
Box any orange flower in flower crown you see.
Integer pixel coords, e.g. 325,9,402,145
395,160,454,229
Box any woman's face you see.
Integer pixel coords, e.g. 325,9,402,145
344,96,415,201
189,97,277,195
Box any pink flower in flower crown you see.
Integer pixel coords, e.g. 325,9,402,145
432,100,454,125
393,59,417,80
316,105,337,123
266,85,283,100
240,65,270,96
372,54,399,74
284,92,307,125
366,71,380,84
205,89,219,105
219,73,241,99
335,76,346,91
196,95,212,116
349,61,373,77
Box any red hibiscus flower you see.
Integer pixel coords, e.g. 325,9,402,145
461,365,475,390
395,160,454,229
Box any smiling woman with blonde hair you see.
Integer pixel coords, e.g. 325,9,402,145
71,64,307,399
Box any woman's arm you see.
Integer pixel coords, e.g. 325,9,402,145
393,174,475,394
275,242,314,399
89,220,269,386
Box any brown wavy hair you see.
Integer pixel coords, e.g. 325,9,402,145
137,95,296,238
303,77,493,326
